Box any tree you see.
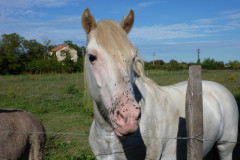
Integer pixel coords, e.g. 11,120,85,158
43,38,51,60
22,39,44,61
80,46,86,58
178,62,188,70
74,58,84,72
154,60,165,66
62,50,74,73
226,60,240,70
196,59,201,65
215,61,224,70
0,33,25,74
202,58,216,70
169,59,179,70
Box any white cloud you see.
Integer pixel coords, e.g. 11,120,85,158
21,27,86,45
224,13,240,20
0,0,86,46
135,1,159,8
0,25,87,45
193,18,217,24
129,9,240,41
20,16,82,28
0,10,84,45
129,24,209,40
0,0,63,24
220,9,240,15
22,10,45,17
1,9,46,19
0,0,70,9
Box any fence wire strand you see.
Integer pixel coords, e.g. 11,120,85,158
0,130,239,144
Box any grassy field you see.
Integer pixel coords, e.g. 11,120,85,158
0,70,239,159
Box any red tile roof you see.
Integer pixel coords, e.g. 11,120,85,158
49,44,67,52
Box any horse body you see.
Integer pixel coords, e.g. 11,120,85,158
138,80,238,159
89,79,238,160
0,109,46,160
82,8,238,160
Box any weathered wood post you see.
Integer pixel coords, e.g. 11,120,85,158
185,65,203,160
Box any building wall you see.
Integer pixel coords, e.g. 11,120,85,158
55,46,77,62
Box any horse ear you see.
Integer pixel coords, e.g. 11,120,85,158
81,8,97,35
120,10,134,34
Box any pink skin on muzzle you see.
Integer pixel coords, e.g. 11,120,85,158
110,95,141,137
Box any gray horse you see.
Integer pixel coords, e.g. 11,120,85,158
0,109,46,160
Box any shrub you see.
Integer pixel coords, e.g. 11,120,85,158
202,58,216,70
66,84,79,94
227,74,237,81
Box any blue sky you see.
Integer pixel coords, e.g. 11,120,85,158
0,0,240,63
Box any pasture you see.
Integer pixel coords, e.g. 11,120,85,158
0,70,239,159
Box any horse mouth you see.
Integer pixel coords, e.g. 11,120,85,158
114,129,130,137
114,124,139,137
113,110,141,137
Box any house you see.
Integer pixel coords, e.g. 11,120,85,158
49,44,78,62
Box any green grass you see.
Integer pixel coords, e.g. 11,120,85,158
0,73,94,159
0,70,239,159
146,70,240,101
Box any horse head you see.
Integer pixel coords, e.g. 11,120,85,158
82,8,141,137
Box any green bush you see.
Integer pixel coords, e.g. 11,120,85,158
66,84,79,94
227,74,237,81
82,102,93,117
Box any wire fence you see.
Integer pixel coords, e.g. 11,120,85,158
0,130,239,144
0,129,240,159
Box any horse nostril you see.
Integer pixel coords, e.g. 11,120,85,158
116,110,124,120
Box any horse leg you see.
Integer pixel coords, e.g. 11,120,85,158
28,144,41,160
216,126,237,160
28,135,45,160
216,142,235,160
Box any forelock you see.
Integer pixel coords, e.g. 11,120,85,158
90,20,136,67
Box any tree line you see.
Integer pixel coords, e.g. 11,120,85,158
145,58,240,70
0,33,86,74
0,33,239,75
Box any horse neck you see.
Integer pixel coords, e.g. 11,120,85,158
135,76,166,112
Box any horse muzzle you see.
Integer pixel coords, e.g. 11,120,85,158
113,105,141,137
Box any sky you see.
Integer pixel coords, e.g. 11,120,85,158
0,0,240,63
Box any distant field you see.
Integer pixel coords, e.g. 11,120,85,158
0,70,239,159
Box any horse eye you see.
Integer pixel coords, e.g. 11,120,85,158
89,54,97,63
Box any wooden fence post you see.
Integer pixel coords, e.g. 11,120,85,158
186,65,203,160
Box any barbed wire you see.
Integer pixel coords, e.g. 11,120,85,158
0,130,239,144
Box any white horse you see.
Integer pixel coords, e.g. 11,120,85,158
81,8,239,160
